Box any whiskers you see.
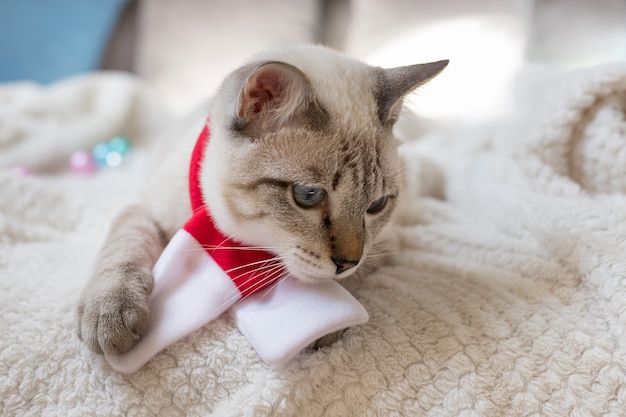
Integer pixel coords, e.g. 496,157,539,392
192,202,210,215
199,245,286,252
389,163,409,182
180,242,288,254
241,271,292,304
205,253,290,315
223,255,285,276
358,243,400,275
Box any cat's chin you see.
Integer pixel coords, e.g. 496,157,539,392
289,267,357,284
289,270,336,285
292,274,333,285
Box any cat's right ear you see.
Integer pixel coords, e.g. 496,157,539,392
235,63,323,137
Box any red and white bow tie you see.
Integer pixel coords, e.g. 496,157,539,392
106,119,368,373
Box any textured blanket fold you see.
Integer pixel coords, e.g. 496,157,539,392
2,64,626,416
517,63,626,196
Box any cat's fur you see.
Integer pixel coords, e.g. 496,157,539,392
76,44,447,355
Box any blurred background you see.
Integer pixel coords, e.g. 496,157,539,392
1,0,624,123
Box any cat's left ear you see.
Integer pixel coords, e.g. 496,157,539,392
375,60,449,127
236,62,324,136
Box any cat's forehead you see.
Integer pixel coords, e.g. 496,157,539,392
307,68,381,132
255,125,398,188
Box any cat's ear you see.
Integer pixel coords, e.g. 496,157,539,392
375,60,449,126
236,62,321,136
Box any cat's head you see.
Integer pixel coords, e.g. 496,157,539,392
201,44,447,283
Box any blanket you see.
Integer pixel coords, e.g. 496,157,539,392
1,64,626,416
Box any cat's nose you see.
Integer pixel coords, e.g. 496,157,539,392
331,256,360,275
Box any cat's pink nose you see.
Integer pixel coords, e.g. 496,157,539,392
332,257,359,274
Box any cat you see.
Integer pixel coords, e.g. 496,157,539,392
76,44,448,356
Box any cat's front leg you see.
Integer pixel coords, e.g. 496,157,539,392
76,205,168,355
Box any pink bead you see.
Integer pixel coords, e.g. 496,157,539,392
69,150,98,174
10,166,35,176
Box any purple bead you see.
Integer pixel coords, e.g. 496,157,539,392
69,150,98,174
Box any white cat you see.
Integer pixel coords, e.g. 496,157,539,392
76,44,447,355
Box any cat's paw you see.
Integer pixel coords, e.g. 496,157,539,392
76,264,152,355
311,328,346,349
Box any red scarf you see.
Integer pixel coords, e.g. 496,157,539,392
183,121,284,297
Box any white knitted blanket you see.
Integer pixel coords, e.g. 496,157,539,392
1,64,626,416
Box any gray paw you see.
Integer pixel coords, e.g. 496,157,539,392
76,264,152,355
311,328,346,349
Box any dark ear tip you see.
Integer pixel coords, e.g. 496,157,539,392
431,59,450,71
420,59,450,81
375,59,450,124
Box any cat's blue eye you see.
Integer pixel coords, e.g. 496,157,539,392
366,195,388,214
293,184,326,208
